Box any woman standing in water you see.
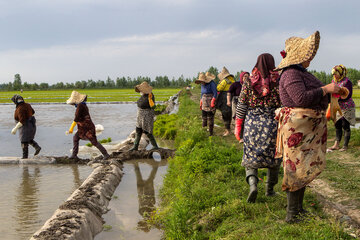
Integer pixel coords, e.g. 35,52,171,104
130,81,159,151
66,91,110,160
11,95,41,159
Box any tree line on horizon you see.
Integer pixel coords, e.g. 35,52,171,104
0,74,194,91
1,67,360,91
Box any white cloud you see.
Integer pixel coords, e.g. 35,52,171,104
0,28,359,84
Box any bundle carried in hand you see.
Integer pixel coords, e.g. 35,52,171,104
326,87,349,122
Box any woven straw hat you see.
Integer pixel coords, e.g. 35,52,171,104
66,91,87,105
195,72,215,84
276,31,320,70
135,81,153,94
217,67,234,81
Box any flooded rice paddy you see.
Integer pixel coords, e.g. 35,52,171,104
0,104,168,239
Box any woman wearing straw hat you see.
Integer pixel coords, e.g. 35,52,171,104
235,53,282,203
66,91,110,160
195,72,217,136
129,81,159,151
327,64,356,152
217,67,235,136
275,31,340,223
11,94,41,159
229,71,249,143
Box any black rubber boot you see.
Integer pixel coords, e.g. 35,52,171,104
246,168,258,203
286,190,301,223
265,166,280,196
30,140,41,156
130,127,143,151
147,133,159,150
21,143,29,159
298,187,308,215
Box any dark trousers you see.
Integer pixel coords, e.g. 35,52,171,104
221,107,232,130
72,132,108,157
202,110,215,135
335,118,351,147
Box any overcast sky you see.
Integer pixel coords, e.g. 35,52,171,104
0,0,359,84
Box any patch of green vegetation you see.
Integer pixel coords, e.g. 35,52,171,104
154,104,167,115
103,224,112,231
153,114,178,140
0,88,180,103
155,90,353,239
86,137,112,147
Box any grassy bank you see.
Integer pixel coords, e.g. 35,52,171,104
0,89,180,103
154,90,354,239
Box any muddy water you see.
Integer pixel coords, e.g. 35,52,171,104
96,158,168,240
0,103,171,239
0,164,93,240
0,104,137,156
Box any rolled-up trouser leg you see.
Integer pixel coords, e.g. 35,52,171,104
246,168,258,203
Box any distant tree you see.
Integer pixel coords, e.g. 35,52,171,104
105,77,115,88
13,74,22,90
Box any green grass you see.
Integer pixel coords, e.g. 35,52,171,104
154,90,354,240
0,88,181,103
86,137,112,147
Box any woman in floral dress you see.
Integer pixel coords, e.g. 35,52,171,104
235,53,282,203
275,31,340,223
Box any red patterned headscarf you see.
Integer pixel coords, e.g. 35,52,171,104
239,71,249,85
250,53,279,96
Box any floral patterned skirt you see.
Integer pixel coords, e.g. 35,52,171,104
241,107,281,169
275,107,327,192
136,108,155,134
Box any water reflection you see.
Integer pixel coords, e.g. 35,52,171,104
0,165,93,240
14,167,41,237
132,160,158,232
96,157,168,240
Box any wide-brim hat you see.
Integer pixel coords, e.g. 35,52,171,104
195,72,215,84
66,91,87,105
217,67,234,81
276,31,320,71
135,81,153,94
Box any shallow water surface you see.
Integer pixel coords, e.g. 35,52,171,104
0,164,93,240
0,104,137,156
96,158,168,240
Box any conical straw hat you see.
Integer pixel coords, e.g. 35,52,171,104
135,81,153,94
276,31,320,70
66,91,87,105
217,67,234,81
